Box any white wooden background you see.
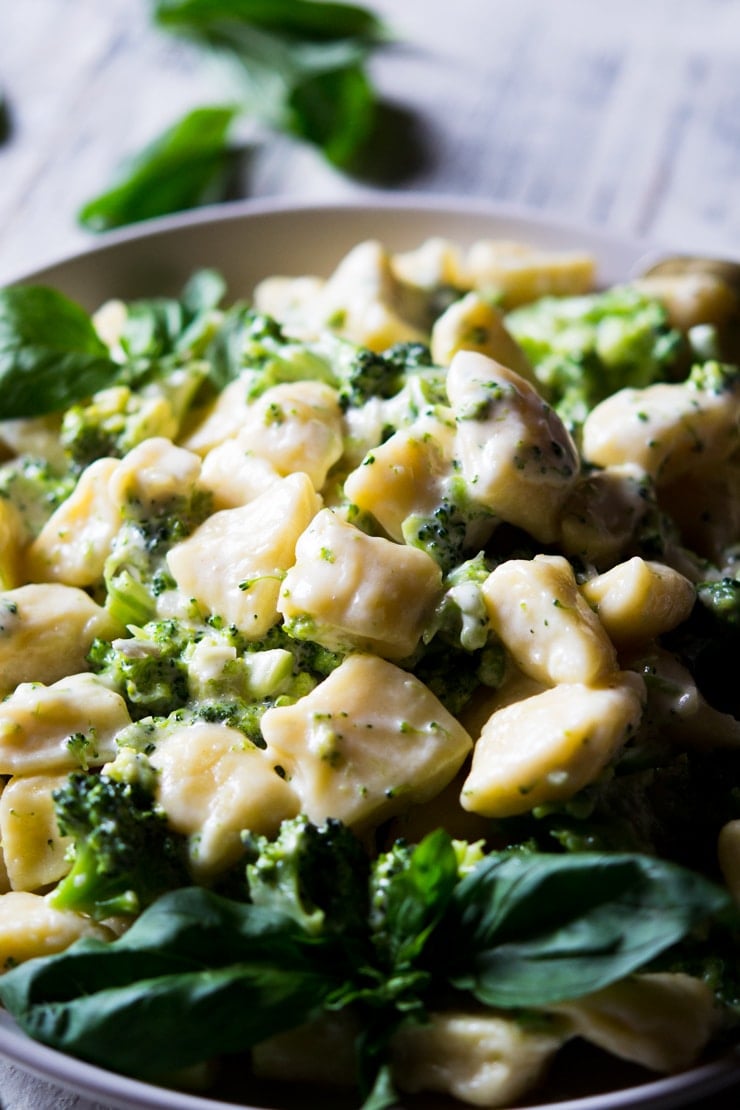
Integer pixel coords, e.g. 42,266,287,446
3,0,740,285
2,0,740,1107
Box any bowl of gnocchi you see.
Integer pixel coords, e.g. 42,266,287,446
0,194,739,1110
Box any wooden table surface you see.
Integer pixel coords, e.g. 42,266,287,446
2,1,740,1108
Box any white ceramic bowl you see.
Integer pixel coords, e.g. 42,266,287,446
2,194,739,1110
19,193,650,302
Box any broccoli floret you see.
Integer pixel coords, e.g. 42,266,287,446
184,631,320,744
506,286,684,430
401,554,504,715
60,386,173,471
409,635,504,716
403,500,470,573
403,487,495,576
663,577,740,718
696,578,740,625
102,485,211,626
49,764,189,919
369,839,412,933
0,456,75,539
337,347,405,409
209,306,337,397
336,341,444,412
93,619,344,741
687,359,740,394
387,342,436,373
244,815,370,941
240,622,345,680
61,364,208,473
368,830,460,980
58,271,223,471
336,342,431,408
189,700,268,744
121,484,212,553
88,619,193,718
434,556,499,660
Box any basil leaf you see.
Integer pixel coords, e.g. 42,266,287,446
120,268,227,359
289,60,375,166
181,267,227,315
378,828,458,969
359,1061,401,1110
0,285,118,418
16,963,329,1078
121,299,188,360
0,90,11,145
444,851,732,1008
0,888,334,1079
78,105,240,232
153,0,387,45
152,0,385,166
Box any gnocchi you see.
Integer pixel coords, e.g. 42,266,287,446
0,230,736,1110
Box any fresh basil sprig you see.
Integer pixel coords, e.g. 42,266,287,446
0,835,731,1103
78,106,241,233
120,267,227,360
0,268,229,421
0,90,11,146
0,888,336,1078
153,0,387,166
0,285,119,418
78,1,389,230
441,850,733,1007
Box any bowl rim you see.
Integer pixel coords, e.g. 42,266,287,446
7,190,655,288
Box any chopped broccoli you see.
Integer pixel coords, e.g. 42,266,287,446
0,455,75,539
336,342,435,410
188,700,269,744
431,552,493,651
368,830,458,981
209,306,336,397
60,386,175,471
369,838,412,936
403,499,471,573
402,483,495,576
88,619,193,718
337,347,406,410
102,484,212,626
244,814,370,941
696,577,740,625
687,358,740,394
241,622,346,680
91,618,345,742
663,577,740,718
61,366,208,472
58,270,225,471
506,285,684,430
409,634,504,716
399,553,503,714
49,765,189,919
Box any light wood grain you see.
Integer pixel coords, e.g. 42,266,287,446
2,0,740,285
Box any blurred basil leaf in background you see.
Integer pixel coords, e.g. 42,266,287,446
78,105,241,232
78,0,391,231
0,89,12,145
153,0,388,164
